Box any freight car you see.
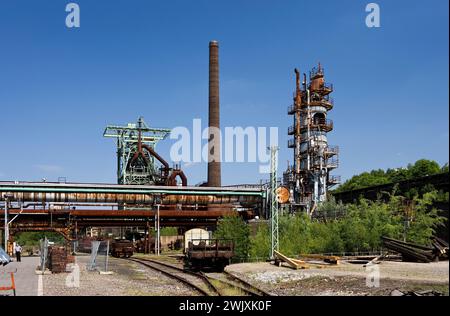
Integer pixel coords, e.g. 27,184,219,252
111,240,134,258
184,228,210,252
185,238,234,271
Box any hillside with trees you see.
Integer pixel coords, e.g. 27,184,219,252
333,159,448,193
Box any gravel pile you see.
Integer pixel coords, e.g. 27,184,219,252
248,270,328,284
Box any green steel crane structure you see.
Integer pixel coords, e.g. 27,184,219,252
103,117,171,185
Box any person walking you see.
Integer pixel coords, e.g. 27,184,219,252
14,243,22,262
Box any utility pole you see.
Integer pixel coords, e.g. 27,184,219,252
154,195,162,256
269,146,279,259
4,198,8,252
156,204,160,256
3,194,13,253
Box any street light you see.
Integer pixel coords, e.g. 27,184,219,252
3,193,14,253
154,196,162,256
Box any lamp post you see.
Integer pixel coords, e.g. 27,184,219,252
3,194,13,253
156,204,160,256
154,195,162,256
4,198,8,252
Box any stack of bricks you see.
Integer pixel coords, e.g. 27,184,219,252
67,253,75,264
48,246,69,273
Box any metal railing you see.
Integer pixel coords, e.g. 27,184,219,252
287,105,295,114
311,119,333,131
328,175,341,184
188,239,234,255
326,157,339,169
288,119,334,132
322,82,333,91
309,66,325,79
310,97,334,109
287,138,296,148
310,82,333,93
288,125,297,135
325,146,339,156
283,171,295,184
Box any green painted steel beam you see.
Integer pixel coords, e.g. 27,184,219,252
103,125,171,133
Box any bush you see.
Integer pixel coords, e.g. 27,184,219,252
214,215,251,259
15,232,65,247
406,191,446,245
249,222,270,258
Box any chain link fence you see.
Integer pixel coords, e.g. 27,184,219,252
39,238,49,273
87,240,110,273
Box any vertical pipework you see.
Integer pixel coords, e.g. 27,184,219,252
294,69,301,175
208,40,221,187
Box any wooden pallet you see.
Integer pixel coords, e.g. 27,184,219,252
274,251,309,269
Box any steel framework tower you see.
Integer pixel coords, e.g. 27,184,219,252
269,146,279,259
283,64,340,215
103,117,172,185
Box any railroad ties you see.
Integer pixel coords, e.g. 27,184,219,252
128,257,217,296
126,257,271,296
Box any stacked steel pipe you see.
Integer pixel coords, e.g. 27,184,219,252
382,236,449,263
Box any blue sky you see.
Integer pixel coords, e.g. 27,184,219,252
0,0,448,185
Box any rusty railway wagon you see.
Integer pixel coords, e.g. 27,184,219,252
111,240,134,258
185,239,234,271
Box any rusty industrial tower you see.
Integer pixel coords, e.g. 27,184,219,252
283,64,340,215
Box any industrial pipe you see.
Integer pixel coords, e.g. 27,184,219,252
0,182,264,208
167,169,188,186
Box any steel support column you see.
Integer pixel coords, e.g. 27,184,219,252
269,146,279,259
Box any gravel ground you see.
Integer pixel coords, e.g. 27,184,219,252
226,260,449,296
9,255,448,296
42,255,198,296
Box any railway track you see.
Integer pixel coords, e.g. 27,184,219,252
127,257,219,296
206,271,272,296
126,257,272,297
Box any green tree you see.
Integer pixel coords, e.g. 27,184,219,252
15,232,65,247
278,213,312,256
316,197,347,220
408,159,441,178
160,227,178,236
387,167,410,182
249,222,270,258
214,215,251,259
406,191,447,244
334,159,446,194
